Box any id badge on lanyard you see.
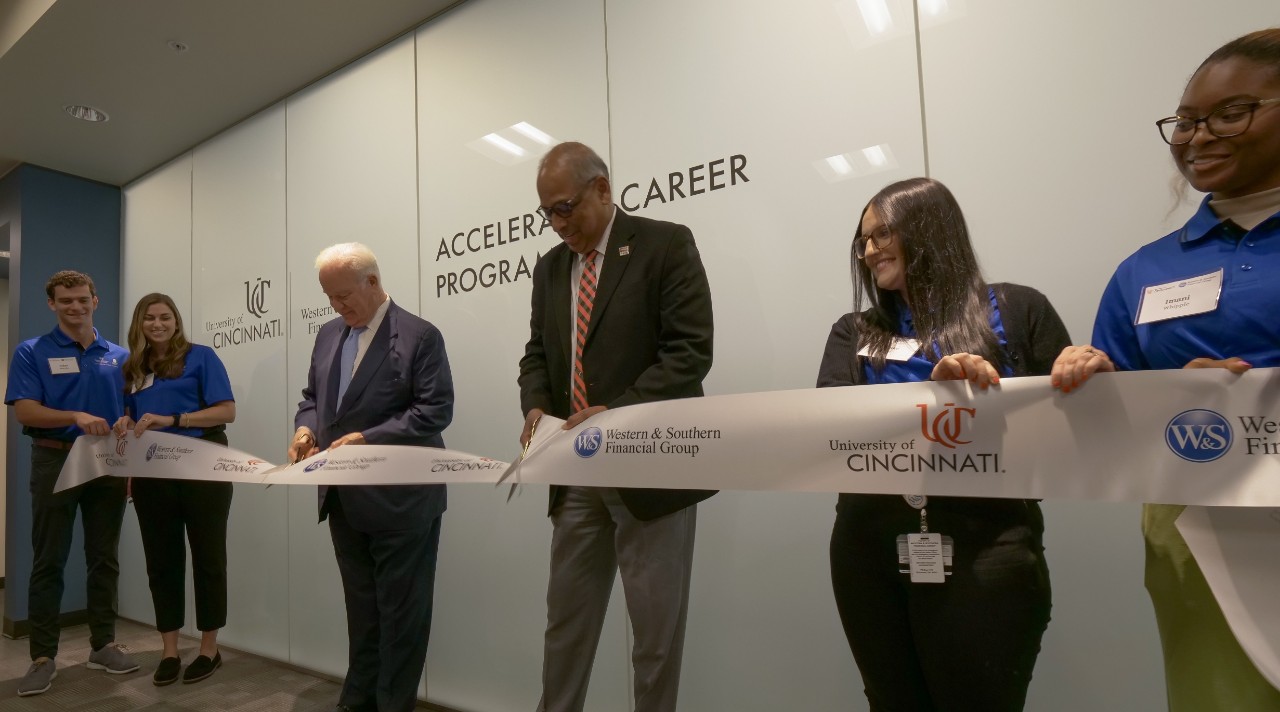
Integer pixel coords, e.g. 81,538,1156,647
896,498,953,583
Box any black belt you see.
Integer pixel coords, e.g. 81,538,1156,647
32,438,75,451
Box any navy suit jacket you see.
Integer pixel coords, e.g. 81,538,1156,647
295,300,453,531
519,208,716,521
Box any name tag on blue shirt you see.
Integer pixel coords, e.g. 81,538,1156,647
1135,269,1222,326
48,357,79,375
858,337,922,362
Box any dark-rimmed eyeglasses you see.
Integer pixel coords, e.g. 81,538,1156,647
537,181,595,221
854,226,895,259
1156,98,1280,145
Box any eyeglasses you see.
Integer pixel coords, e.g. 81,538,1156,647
854,226,895,259
1156,98,1280,145
537,181,595,221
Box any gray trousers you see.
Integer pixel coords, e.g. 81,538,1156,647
538,486,697,712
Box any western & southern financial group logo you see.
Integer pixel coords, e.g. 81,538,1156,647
574,427,603,458
918,402,975,449
1166,409,1232,463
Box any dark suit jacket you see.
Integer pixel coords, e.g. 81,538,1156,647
519,207,716,521
296,300,453,531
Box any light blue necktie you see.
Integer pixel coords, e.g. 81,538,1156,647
337,326,366,403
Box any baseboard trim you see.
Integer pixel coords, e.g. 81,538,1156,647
3,608,90,640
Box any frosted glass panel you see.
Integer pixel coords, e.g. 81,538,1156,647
191,106,290,659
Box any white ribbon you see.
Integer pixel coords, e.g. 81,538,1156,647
1178,506,1280,691
57,368,1280,505
507,367,1280,506
53,430,507,493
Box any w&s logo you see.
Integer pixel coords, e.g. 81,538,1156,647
917,402,975,449
1166,409,1233,462
245,277,271,318
574,427,603,459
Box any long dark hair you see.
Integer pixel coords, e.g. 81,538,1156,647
851,177,1001,372
121,293,191,393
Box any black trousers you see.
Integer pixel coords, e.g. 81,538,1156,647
830,494,1051,712
28,443,127,660
328,492,442,712
131,430,233,633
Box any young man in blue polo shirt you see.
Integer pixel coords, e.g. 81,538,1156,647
4,270,138,696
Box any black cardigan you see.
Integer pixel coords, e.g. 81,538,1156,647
816,283,1072,387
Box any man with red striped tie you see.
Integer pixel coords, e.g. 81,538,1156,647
518,141,715,712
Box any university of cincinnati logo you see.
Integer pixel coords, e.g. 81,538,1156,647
245,277,271,319
115,439,128,456
917,402,975,449
1166,409,1232,463
574,427,603,458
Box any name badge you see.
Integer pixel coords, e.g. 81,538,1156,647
858,338,922,362
48,357,79,375
897,533,953,582
906,533,946,583
1135,269,1222,326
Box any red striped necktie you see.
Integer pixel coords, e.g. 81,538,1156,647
572,249,598,414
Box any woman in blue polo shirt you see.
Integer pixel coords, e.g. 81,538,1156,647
1051,28,1280,711
113,293,236,687
818,178,1070,711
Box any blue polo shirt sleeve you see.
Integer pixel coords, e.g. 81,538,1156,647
5,339,46,405
1091,263,1149,372
193,345,235,404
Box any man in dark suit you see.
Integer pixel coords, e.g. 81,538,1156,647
289,242,453,712
518,142,715,712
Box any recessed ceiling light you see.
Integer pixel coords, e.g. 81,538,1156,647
167,40,189,53
64,105,109,122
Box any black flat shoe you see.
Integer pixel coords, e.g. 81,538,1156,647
152,657,180,686
181,652,221,684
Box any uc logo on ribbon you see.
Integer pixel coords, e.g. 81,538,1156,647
1166,409,1232,462
574,427,603,458
917,402,975,449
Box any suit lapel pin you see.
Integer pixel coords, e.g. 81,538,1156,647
618,245,630,256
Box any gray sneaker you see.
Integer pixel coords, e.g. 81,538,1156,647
87,643,139,674
17,658,56,696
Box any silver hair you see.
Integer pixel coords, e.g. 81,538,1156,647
538,141,610,186
315,242,381,280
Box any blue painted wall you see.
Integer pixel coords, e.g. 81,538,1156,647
2,164,121,637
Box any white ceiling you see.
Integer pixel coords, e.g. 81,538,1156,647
0,0,463,187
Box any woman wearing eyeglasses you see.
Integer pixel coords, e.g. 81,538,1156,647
817,177,1068,711
1051,28,1280,711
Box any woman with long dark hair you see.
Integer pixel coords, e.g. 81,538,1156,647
1052,28,1280,710
113,293,235,686
818,178,1068,711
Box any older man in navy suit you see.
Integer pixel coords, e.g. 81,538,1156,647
289,242,453,712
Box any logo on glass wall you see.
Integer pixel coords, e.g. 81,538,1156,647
1166,409,1232,462
245,278,271,318
917,402,975,450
